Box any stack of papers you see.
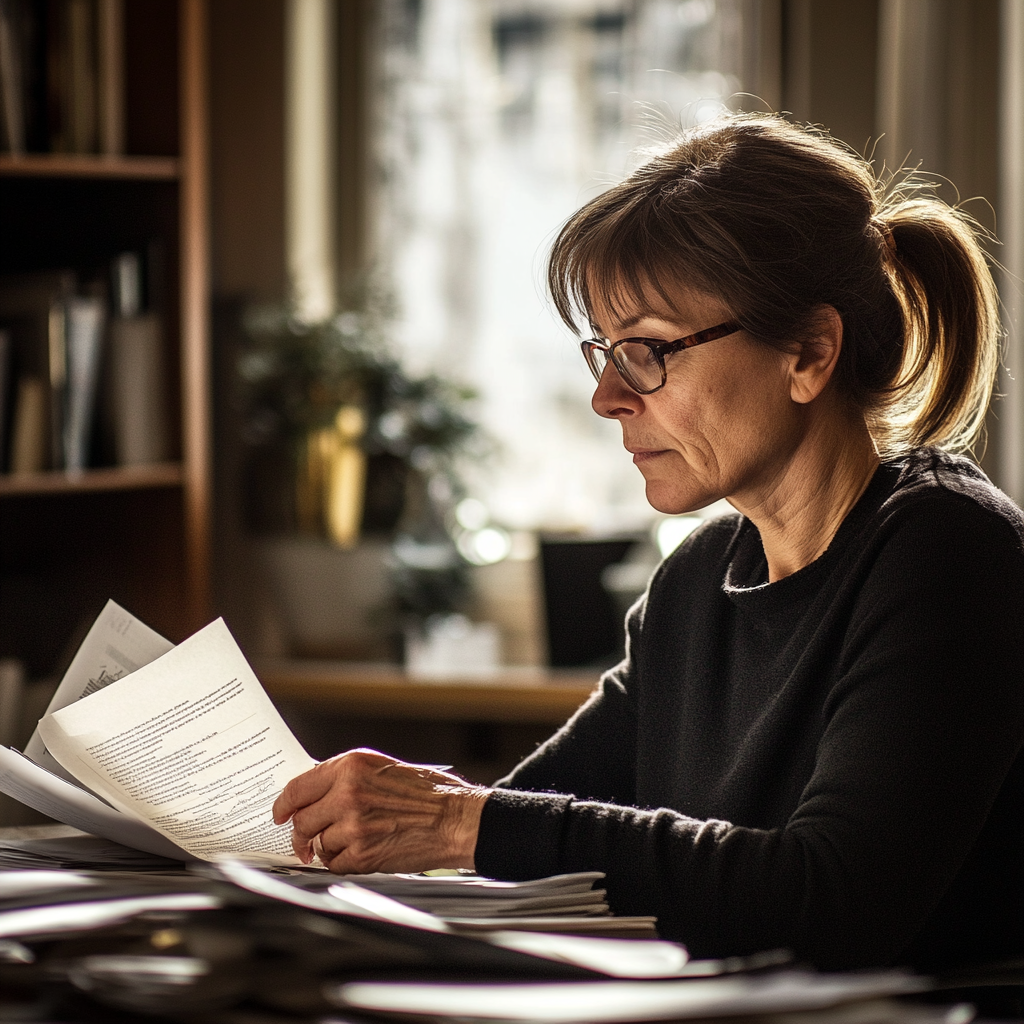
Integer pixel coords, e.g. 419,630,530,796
0,857,956,1024
332,871,659,938
0,830,185,872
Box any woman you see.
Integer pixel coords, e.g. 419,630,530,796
272,115,1024,974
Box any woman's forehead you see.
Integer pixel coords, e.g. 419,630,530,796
588,281,730,334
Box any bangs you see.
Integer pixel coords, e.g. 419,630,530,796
549,182,726,336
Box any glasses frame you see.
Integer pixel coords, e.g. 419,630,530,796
581,321,743,395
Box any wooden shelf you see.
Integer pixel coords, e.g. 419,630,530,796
0,154,180,180
258,662,598,724
0,463,184,496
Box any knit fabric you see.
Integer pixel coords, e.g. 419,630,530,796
475,449,1024,971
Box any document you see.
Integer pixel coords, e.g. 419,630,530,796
37,619,316,865
24,598,173,781
0,746,188,860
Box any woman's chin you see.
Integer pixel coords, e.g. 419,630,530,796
643,479,709,516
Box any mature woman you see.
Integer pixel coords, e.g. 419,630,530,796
273,115,1024,975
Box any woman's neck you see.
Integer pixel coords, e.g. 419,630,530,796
731,409,880,583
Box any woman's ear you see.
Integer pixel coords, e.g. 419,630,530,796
789,306,843,405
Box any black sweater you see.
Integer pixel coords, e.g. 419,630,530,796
474,449,1024,971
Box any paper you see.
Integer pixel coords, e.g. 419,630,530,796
0,746,189,860
0,871,95,900
481,931,689,979
0,831,186,871
339,870,606,898
335,871,614,918
0,893,222,941
24,598,173,781
383,890,610,916
443,916,658,938
336,970,928,1023
219,862,677,979
213,859,449,932
38,619,315,865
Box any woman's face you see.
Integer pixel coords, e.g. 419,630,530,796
590,288,806,516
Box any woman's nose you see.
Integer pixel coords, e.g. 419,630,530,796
592,362,643,419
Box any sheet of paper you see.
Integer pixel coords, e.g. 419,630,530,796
214,859,448,932
482,931,689,979
0,746,189,860
0,893,222,941
0,872,95,900
38,619,316,865
336,970,927,1023
339,871,607,898
24,599,173,779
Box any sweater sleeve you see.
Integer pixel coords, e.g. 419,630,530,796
474,496,1024,970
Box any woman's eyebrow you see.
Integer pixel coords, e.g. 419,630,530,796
596,312,669,334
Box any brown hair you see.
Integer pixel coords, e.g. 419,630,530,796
548,113,1000,456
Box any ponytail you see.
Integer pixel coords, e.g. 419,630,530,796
877,198,1000,455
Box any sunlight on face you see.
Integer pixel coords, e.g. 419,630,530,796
588,286,803,516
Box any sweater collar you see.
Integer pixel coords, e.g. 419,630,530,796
722,459,899,608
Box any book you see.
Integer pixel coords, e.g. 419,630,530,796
0,326,11,470
0,0,26,153
63,0,94,153
0,269,75,472
62,293,104,470
109,251,170,466
0,0,121,157
7,374,47,471
95,0,121,155
4,600,317,865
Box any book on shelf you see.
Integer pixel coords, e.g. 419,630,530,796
0,0,26,153
0,269,74,472
0,0,123,157
0,326,11,469
63,292,104,469
108,249,169,466
0,269,111,475
0,249,169,476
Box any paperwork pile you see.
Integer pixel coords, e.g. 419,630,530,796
335,870,659,937
0,829,183,871
0,856,958,1024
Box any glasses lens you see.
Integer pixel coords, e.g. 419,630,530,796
582,341,608,383
614,342,663,393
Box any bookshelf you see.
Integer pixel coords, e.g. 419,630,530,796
0,154,179,179
0,0,210,677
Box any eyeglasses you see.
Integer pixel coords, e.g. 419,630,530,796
581,321,742,395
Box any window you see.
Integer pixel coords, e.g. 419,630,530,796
370,0,762,531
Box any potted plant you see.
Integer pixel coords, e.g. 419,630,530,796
236,299,485,657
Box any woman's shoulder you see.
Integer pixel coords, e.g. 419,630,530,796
879,449,1024,549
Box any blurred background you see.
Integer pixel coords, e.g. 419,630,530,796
1,0,1022,805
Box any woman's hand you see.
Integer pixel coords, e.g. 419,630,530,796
271,748,490,874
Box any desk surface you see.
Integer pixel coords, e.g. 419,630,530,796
258,662,598,723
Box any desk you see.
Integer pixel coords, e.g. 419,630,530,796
256,664,599,781
257,662,598,724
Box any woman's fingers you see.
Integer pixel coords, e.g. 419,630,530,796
272,762,332,825
273,747,490,874
273,748,395,825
